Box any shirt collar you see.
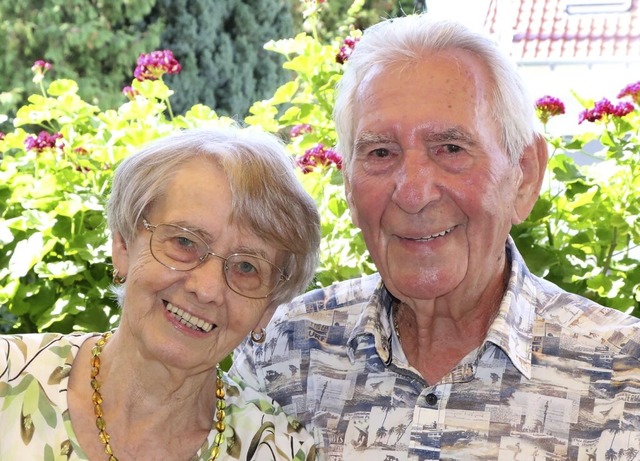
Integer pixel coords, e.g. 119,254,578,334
484,236,536,379
345,237,537,379
347,277,394,364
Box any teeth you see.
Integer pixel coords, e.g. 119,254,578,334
414,227,453,241
166,303,214,333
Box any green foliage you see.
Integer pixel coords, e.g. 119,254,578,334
0,69,235,333
0,0,162,130
513,111,640,316
149,0,295,117
0,0,637,334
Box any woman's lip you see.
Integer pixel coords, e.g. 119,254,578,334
165,302,215,333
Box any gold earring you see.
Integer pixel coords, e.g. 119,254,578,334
112,269,127,285
250,328,266,344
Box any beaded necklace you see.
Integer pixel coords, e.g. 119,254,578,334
90,331,227,461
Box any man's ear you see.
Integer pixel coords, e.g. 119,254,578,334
111,231,129,277
344,172,361,229
512,133,548,225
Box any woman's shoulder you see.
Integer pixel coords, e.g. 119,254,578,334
221,371,317,460
1,332,99,382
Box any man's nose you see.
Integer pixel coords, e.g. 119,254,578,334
391,151,441,214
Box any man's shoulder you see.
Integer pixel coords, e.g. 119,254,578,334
534,276,640,356
271,273,381,323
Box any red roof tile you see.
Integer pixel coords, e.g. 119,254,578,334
485,0,640,61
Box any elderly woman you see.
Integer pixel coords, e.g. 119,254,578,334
0,126,320,460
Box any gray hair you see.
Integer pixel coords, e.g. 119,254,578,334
333,15,535,174
107,125,321,309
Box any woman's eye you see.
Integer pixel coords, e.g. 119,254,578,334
175,236,196,249
238,261,257,274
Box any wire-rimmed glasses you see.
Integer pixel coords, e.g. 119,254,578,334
142,218,288,299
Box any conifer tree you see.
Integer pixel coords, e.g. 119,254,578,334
151,0,294,117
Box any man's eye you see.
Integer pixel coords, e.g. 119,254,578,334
443,144,462,154
370,148,390,158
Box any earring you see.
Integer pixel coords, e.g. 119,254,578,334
112,269,127,285
250,328,266,344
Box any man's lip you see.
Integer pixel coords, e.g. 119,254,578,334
399,225,456,241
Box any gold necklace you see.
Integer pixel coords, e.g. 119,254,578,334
90,331,227,461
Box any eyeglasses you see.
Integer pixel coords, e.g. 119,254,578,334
142,218,288,299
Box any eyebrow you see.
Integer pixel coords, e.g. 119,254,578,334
354,126,477,151
170,221,272,259
422,127,477,147
353,132,396,152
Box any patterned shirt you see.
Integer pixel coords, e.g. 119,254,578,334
0,332,316,461
231,238,640,461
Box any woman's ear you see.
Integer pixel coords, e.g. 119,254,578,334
111,231,129,277
512,133,548,225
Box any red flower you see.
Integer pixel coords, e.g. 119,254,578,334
24,131,64,152
290,124,313,138
296,143,342,173
578,98,634,124
31,60,53,75
122,86,140,100
134,50,182,81
336,36,360,65
617,81,640,105
535,96,565,124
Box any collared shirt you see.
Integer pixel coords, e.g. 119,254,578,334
231,238,640,460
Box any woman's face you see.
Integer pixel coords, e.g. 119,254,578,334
112,157,279,373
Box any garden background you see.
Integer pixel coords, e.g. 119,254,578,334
0,0,638,334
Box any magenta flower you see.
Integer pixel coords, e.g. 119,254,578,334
535,95,565,124
31,60,52,75
617,81,640,105
24,131,64,152
336,36,360,65
134,50,182,81
296,143,342,173
290,123,313,138
122,86,140,100
578,98,635,124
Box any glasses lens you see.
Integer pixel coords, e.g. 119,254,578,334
225,254,279,298
150,224,208,270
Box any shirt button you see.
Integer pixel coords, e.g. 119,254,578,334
426,393,438,406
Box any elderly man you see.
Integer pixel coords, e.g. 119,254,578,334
232,14,640,460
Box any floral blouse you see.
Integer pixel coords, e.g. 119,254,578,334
0,332,316,460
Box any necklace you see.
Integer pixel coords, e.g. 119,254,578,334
90,331,227,461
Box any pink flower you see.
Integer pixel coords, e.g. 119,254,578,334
290,124,313,138
0,132,5,141
336,36,360,65
578,98,634,124
31,60,53,75
617,81,640,105
122,86,140,100
296,143,342,173
24,131,64,152
134,50,182,81
535,96,565,124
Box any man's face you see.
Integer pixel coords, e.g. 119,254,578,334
346,50,524,303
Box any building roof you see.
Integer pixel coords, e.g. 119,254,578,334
484,0,640,62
